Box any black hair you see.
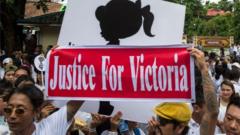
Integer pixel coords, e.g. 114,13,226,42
203,51,209,57
209,52,216,60
15,66,31,76
214,65,224,80
0,80,13,101
34,66,45,74
229,66,240,81
221,62,231,79
157,116,189,135
227,94,240,111
5,84,44,111
181,126,189,135
15,75,35,88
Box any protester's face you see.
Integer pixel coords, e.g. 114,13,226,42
5,71,15,83
15,69,28,79
156,117,184,135
158,124,176,135
4,93,35,133
224,105,240,135
220,84,234,101
15,51,22,59
193,104,205,121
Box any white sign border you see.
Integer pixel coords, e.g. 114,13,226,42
45,44,196,103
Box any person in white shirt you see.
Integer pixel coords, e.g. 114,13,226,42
215,80,235,134
187,82,205,135
222,95,240,135
3,84,84,135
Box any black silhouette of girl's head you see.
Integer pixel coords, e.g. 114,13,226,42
95,0,155,45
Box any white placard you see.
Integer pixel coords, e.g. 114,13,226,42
80,101,159,123
56,0,187,123
58,0,185,46
34,55,46,72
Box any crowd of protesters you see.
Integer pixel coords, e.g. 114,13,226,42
0,45,240,135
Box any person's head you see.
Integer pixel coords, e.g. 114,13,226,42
215,65,224,80
220,80,235,102
191,83,205,124
0,80,13,115
14,66,31,79
4,65,18,84
229,66,240,82
154,102,191,135
35,69,44,85
3,57,13,67
223,95,240,135
34,45,43,55
15,75,35,88
15,50,22,59
3,84,44,133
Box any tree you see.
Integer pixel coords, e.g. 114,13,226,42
218,0,233,11
0,0,48,55
232,0,240,44
0,0,26,55
202,14,233,36
165,0,237,42
183,0,206,37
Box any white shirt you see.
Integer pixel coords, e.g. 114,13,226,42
187,118,200,135
32,106,71,135
0,67,4,80
0,116,10,135
0,125,9,135
215,102,227,134
232,81,240,95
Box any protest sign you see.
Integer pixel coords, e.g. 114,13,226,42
34,55,46,72
46,46,195,102
58,0,185,46
52,0,189,122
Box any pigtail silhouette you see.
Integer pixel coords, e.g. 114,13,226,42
142,5,154,37
95,0,155,45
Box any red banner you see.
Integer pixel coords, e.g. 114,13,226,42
46,46,195,101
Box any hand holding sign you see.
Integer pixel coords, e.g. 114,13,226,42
187,47,208,72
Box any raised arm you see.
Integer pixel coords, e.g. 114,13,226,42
67,101,84,122
188,48,219,135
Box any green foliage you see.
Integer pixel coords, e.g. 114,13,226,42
164,0,240,44
0,0,48,54
232,0,240,44
218,0,233,11
202,15,233,36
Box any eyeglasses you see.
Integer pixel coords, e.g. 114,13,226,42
3,107,25,116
